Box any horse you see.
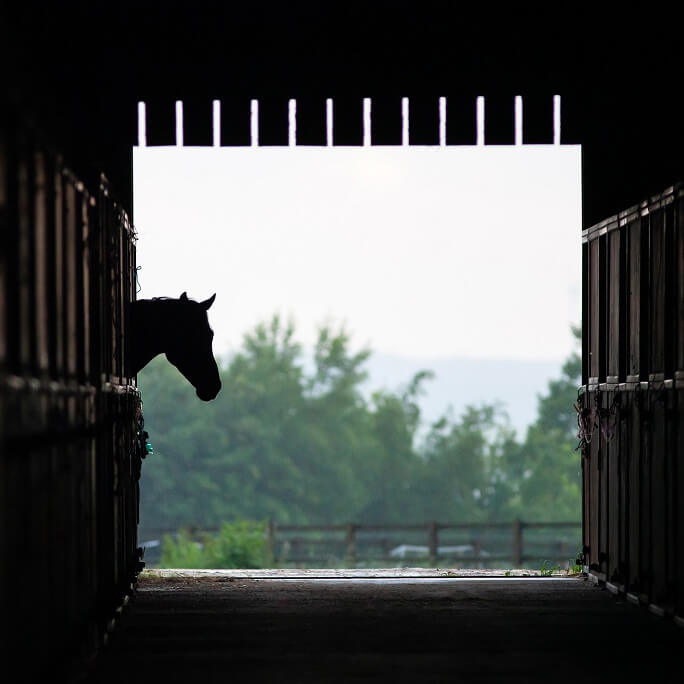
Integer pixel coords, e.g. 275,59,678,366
129,292,222,401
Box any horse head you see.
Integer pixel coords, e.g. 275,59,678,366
165,292,222,401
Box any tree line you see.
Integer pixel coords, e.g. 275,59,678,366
138,316,581,534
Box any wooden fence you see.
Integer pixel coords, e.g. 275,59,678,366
141,520,581,569
581,182,684,622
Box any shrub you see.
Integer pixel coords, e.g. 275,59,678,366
160,521,269,569
160,529,206,568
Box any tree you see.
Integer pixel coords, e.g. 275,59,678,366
496,326,582,521
138,318,582,536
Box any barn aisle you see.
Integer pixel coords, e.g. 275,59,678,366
84,571,683,683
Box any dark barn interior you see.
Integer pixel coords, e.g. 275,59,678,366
2,3,684,681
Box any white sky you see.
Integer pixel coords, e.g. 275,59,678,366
133,145,581,363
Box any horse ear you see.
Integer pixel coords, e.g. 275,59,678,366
201,293,216,310
180,292,188,302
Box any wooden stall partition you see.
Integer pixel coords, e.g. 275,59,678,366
663,388,677,613
585,389,602,574
587,223,608,385
580,389,591,569
647,193,676,383
616,389,632,590
676,388,684,622
53,160,66,377
17,133,33,373
1,110,144,676
677,189,684,382
598,389,612,579
636,388,652,603
625,210,647,383
584,184,683,615
606,221,624,383
606,388,622,585
0,118,6,368
34,150,49,374
581,237,589,386
648,389,668,607
675,189,684,622
0,122,6,610
65,178,78,379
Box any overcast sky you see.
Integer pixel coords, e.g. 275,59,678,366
133,144,581,364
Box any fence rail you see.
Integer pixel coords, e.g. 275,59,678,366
141,520,581,569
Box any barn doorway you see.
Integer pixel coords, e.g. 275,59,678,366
132,96,582,573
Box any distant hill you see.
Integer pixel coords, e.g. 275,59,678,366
359,353,565,439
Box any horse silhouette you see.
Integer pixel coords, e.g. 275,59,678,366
129,292,222,401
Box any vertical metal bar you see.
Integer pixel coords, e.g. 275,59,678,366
288,99,296,147
553,95,561,145
476,96,485,146
401,97,409,146
137,102,147,147
438,96,446,147
175,101,184,147
212,100,221,148
363,98,371,147
326,98,333,147
514,95,523,146
250,99,259,147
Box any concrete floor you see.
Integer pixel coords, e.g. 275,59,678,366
84,570,683,683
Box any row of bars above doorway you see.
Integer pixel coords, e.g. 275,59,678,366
137,96,564,148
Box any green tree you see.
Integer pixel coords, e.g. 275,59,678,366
498,326,582,521
138,318,582,540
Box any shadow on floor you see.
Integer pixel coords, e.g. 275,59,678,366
83,570,683,683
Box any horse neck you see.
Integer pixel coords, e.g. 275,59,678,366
129,299,176,375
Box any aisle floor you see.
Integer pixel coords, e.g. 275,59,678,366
85,570,684,683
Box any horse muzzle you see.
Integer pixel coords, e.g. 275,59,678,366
196,381,221,401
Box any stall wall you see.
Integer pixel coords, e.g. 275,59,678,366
0,109,144,677
581,184,683,620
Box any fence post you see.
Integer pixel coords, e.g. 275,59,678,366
345,524,357,567
428,521,439,566
473,536,481,567
266,519,275,564
512,519,523,567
